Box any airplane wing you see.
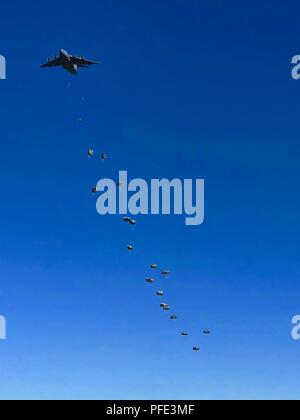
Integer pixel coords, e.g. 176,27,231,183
40,57,61,68
70,55,100,66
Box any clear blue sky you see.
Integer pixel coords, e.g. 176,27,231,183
0,0,300,400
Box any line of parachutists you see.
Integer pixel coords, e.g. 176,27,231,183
88,149,211,353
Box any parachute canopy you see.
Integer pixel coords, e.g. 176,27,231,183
123,217,136,225
162,270,171,276
101,153,108,161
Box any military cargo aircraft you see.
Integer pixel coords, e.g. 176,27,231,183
41,49,100,75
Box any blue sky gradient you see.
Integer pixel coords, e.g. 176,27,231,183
0,0,300,400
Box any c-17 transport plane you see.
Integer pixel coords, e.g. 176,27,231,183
40,49,100,75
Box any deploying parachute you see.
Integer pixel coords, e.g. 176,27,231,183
88,149,95,157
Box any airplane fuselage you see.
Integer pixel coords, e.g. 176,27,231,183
60,49,78,75
41,49,99,75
